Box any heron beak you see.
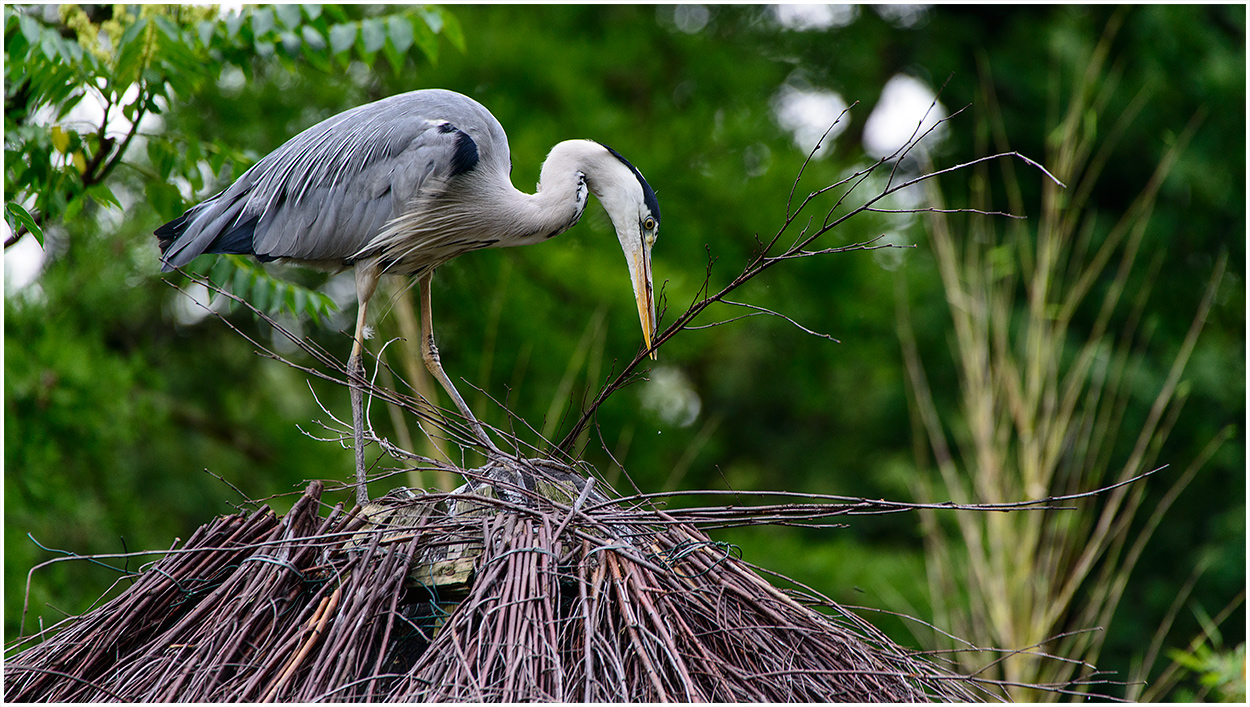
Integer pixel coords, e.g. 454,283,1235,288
627,240,656,360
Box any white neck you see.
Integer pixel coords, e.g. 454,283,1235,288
503,139,642,246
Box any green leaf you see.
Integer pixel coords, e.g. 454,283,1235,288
147,139,172,179
306,291,330,323
250,271,272,313
196,19,214,47
273,281,288,311
64,196,84,222
39,26,62,63
300,38,332,73
300,25,326,52
18,13,40,44
292,285,307,315
50,126,70,153
251,7,275,37
232,262,253,300
321,5,347,23
381,36,404,77
144,181,182,222
209,255,233,285
279,30,301,55
438,10,465,53
152,15,184,43
86,183,121,210
207,147,227,176
302,4,322,21
410,15,438,64
275,3,302,29
387,15,414,54
59,37,83,63
417,7,444,34
359,17,386,54
224,8,245,38
5,202,43,246
328,22,356,55
185,138,203,164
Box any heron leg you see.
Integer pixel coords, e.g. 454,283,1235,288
418,274,501,454
349,265,381,507
349,295,370,506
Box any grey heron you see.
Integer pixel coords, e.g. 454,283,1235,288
156,89,660,503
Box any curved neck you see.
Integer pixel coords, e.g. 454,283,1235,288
505,139,633,246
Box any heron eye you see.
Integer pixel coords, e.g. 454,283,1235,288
643,217,656,232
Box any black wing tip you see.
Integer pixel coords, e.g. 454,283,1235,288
597,142,660,224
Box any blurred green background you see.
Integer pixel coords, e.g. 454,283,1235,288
5,4,1244,700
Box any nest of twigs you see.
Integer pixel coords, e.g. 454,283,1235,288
7,456,994,702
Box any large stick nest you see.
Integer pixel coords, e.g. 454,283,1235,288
7,457,991,702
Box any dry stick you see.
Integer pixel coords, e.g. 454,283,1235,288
551,477,596,542
105,517,268,700
17,507,268,638
498,526,529,697
416,519,500,699
145,515,304,699
308,549,379,695
13,472,1114,701
585,467,1165,514
10,521,210,691
367,533,423,701
543,534,563,699
477,517,517,683
495,531,525,697
200,498,352,700
624,563,703,702
664,597,754,701
606,552,669,701
587,556,621,698
508,525,541,698
3,666,127,702
578,539,597,702
531,518,555,697
182,512,337,699
262,584,343,703
170,273,491,455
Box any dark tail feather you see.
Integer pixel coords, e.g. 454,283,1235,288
155,200,263,272
204,215,261,256
155,212,191,256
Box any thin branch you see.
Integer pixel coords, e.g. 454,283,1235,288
558,110,1066,452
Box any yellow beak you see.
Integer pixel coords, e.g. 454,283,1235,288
629,242,656,360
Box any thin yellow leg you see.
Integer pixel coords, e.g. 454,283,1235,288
349,293,370,506
418,274,500,454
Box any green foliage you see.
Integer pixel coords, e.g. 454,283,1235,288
1167,642,1246,702
3,3,460,320
4,6,1243,702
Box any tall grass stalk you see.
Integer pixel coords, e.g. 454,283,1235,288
898,19,1229,701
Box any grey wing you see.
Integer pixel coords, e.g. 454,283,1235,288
158,90,502,270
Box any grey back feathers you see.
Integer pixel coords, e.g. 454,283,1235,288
158,89,508,272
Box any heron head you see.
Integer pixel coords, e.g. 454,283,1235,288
585,142,661,360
